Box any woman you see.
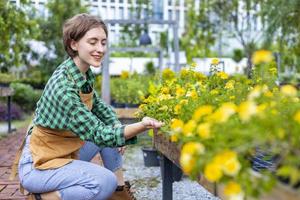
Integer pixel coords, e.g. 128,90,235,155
15,13,163,200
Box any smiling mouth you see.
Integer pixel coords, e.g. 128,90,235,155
92,55,103,60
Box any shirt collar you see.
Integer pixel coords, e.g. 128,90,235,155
66,58,95,89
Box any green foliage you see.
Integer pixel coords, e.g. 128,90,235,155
144,61,156,75
35,0,87,79
259,0,300,71
0,0,40,71
181,1,217,62
110,74,150,105
10,82,42,111
232,49,244,63
0,73,16,84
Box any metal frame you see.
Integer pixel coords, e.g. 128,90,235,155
101,19,180,104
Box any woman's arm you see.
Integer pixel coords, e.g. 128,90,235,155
124,117,164,140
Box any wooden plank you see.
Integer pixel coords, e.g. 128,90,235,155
0,87,14,97
114,108,139,119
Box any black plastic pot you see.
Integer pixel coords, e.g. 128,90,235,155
159,157,183,182
141,147,160,167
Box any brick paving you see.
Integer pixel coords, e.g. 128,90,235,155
0,128,27,200
0,128,101,200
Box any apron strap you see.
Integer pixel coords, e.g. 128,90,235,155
9,121,33,181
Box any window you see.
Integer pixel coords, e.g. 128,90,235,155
119,7,124,18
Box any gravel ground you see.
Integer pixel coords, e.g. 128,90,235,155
122,137,220,200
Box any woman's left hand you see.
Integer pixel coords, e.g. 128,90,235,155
118,146,126,155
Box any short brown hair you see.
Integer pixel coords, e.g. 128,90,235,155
63,13,108,58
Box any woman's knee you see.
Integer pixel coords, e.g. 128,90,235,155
92,170,118,199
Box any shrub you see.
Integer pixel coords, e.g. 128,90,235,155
0,102,23,121
10,83,42,112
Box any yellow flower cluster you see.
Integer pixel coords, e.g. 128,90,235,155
251,50,273,65
204,150,241,182
120,70,129,79
180,142,205,174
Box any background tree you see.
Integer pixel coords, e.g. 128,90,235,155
259,0,300,71
181,0,217,62
36,0,87,80
0,0,39,72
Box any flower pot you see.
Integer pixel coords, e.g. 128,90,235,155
125,103,139,108
141,147,160,167
159,157,183,182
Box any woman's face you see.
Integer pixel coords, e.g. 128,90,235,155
71,26,107,68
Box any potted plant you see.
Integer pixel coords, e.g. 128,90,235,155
141,129,160,167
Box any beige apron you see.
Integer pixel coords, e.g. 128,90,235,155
10,91,93,179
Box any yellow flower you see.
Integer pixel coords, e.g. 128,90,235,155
197,123,211,139
180,153,196,174
211,58,220,65
182,120,197,137
269,67,277,75
170,132,179,142
248,85,268,100
237,101,257,122
252,50,273,65
190,62,197,68
181,141,205,155
224,181,243,200
180,68,189,78
174,104,182,114
229,96,236,100
186,90,198,99
161,87,170,94
257,103,268,117
223,158,241,176
264,91,273,97
195,72,207,81
225,80,235,90
216,72,229,80
170,119,184,132
176,86,186,97
192,105,213,121
162,68,175,80
280,85,297,97
210,103,236,123
179,99,188,105
204,162,223,182
293,110,300,123
210,89,219,95
213,150,237,166
120,70,129,79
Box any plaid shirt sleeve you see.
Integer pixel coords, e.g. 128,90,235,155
59,87,127,147
92,91,121,126
92,91,137,145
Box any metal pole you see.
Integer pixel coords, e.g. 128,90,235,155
101,51,111,104
159,50,163,71
7,96,11,133
173,22,180,72
162,155,173,200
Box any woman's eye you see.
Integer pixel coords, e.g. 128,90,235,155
90,42,96,45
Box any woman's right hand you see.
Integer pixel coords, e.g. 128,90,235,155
141,117,164,129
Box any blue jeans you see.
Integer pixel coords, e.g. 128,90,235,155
18,136,123,200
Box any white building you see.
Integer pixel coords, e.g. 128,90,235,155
10,0,187,46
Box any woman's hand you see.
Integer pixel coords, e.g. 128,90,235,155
118,146,126,155
141,117,164,129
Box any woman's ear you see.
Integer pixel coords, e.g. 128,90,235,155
70,40,78,51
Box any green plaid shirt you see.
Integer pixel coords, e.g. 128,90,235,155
31,58,136,147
